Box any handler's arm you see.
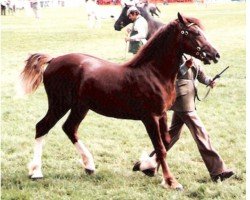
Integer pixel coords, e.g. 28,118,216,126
196,63,216,88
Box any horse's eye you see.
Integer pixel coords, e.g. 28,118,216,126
197,47,201,51
185,31,188,35
181,30,184,35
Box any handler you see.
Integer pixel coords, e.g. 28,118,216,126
125,6,148,54
134,57,234,182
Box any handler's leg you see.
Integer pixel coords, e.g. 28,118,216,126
181,111,233,180
164,111,185,151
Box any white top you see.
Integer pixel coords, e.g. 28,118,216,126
130,16,148,44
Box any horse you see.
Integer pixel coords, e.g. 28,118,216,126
114,4,164,40
147,3,161,17
21,13,220,190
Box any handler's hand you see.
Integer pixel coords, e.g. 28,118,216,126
125,37,130,42
126,28,132,34
185,58,193,68
209,80,216,88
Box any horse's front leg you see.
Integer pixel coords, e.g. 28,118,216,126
142,115,182,190
133,112,170,176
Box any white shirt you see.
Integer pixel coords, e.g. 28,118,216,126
130,16,148,44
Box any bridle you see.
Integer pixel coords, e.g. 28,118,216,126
179,22,207,61
178,22,212,101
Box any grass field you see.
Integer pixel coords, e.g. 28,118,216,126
1,2,246,200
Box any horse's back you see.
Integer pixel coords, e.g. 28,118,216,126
44,53,120,77
43,53,123,105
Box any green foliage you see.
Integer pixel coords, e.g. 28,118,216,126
1,2,245,199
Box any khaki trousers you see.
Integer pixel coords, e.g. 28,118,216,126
166,111,227,176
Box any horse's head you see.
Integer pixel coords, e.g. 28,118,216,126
114,4,133,31
177,13,220,65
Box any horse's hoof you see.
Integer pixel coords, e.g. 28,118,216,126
161,179,183,191
133,161,141,171
27,162,36,177
30,173,43,180
142,168,156,177
31,176,43,180
85,168,95,175
174,184,184,191
133,161,156,177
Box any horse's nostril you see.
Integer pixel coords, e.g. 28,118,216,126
114,25,121,31
216,53,220,58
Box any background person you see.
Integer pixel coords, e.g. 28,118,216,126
125,6,148,54
30,0,40,19
85,0,100,29
1,0,7,15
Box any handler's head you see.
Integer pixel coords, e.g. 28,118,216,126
127,6,140,21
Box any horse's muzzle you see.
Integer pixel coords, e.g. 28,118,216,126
114,24,122,31
202,51,220,65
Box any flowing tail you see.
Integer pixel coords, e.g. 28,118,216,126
20,53,53,94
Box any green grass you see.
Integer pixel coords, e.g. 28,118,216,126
1,2,246,200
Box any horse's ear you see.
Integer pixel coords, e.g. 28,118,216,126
178,12,186,26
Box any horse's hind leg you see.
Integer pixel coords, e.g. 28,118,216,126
28,105,70,179
62,105,95,174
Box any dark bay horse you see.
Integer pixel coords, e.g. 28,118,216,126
114,4,164,40
22,13,220,190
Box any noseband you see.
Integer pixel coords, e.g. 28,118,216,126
179,22,207,60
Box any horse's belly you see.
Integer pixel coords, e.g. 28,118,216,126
79,67,172,119
89,103,141,120
86,91,165,120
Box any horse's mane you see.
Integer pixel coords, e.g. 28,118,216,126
184,16,204,30
127,16,204,68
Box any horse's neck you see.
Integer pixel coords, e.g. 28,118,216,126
141,33,182,79
154,51,182,81
139,7,164,38
139,6,154,21
128,21,182,78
